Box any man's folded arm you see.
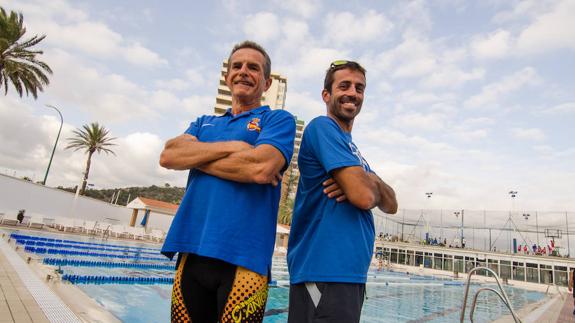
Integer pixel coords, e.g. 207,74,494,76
198,144,286,186
331,166,398,213
159,134,252,170
367,172,398,214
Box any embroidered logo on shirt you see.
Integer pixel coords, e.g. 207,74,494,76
349,142,370,171
247,118,261,132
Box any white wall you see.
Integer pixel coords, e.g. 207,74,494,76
0,174,173,231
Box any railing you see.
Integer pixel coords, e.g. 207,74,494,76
460,266,521,323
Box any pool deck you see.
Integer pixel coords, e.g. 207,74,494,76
0,248,49,323
0,229,121,323
557,294,575,322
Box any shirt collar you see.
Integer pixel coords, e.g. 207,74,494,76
222,105,271,118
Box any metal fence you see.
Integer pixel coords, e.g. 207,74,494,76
373,209,574,257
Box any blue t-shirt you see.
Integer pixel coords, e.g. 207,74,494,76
162,106,296,276
287,116,375,284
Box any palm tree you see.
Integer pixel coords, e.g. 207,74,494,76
0,7,52,98
66,123,116,195
277,165,298,225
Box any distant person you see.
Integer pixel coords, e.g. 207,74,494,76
159,40,296,322
569,268,575,315
287,60,398,322
16,209,25,223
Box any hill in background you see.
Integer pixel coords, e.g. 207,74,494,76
57,183,185,205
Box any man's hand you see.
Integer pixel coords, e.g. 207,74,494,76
322,178,347,202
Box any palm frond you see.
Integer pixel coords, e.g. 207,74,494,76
0,8,51,99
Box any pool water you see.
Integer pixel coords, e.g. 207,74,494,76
4,229,546,322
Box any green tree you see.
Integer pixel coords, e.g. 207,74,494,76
0,7,52,98
66,123,116,195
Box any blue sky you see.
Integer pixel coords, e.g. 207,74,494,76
1,0,574,215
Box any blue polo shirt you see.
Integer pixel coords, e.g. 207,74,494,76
162,106,296,276
287,116,375,284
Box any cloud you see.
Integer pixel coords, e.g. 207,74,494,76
464,67,538,109
392,0,433,36
243,12,280,42
539,102,575,115
470,30,512,59
492,0,554,24
516,0,575,54
42,50,159,123
390,112,447,132
274,0,321,18
13,1,167,67
422,66,485,88
0,98,185,188
373,37,436,78
155,78,191,92
285,91,324,123
182,95,216,116
280,47,349,81
281,19,311,45
510,127,546,141
323,10,393,46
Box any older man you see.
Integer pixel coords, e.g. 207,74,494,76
288,60,397,322
160,40,296,323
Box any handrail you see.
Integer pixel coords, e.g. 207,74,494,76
469,287,518,322
460,266,521,323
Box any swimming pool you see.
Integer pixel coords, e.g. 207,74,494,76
4,229,546,322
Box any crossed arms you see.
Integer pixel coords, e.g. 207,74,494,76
159,134,285,186
323,166,398,214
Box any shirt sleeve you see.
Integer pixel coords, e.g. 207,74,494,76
184,116,203,137
306,117,362,173
255,110,296,172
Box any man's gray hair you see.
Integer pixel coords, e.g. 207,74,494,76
227,40,271,79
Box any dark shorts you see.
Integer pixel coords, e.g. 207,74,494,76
288,282,366,323
171,253,269,323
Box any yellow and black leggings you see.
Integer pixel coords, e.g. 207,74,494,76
171,253,269,323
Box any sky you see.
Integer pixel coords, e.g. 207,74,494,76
1,0,574,218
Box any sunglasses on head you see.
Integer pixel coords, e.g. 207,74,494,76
329,60,351,70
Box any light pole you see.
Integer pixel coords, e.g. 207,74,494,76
508,190,518,253
454,210,464,247
425,192,433,243
43,104,63,185
523,213,531,252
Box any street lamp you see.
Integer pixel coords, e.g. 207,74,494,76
43,105,63,185
424,192,433,243
454,210,464,248
507,190,518,252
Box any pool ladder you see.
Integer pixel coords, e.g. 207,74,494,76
460,267,521,323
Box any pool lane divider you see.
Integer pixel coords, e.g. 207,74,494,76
62,274,174,285
43,258,176,270
10,233,160,252
17,240,161,256
62,275,281,287
24,246,170,261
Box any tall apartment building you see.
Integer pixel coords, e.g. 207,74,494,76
213,61,304,187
